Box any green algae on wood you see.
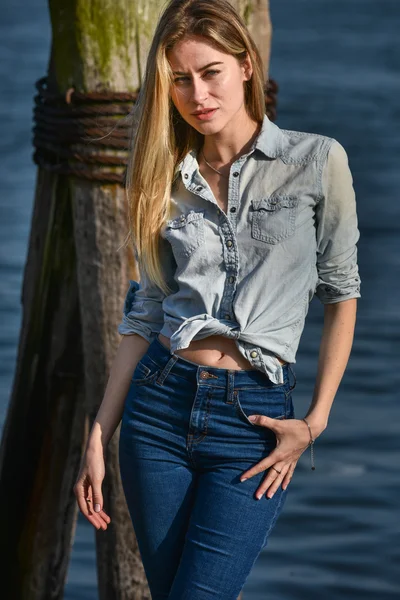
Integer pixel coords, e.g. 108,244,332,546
50,0,162,92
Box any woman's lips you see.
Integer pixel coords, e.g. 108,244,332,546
192,108,218,121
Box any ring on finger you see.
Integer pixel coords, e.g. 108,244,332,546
271,466,282,474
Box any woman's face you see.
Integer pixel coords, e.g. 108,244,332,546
167,35,253,135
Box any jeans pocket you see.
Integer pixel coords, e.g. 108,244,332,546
131,355,161,386
164,209,206,259
250,195,299,244
234,387,287,428
284,389,296,419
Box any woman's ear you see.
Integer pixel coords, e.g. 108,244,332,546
242,53,253,81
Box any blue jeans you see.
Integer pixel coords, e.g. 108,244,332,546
118,335,297,600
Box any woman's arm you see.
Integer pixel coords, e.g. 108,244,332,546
238,140,361,498
238,298,358,498
74,333,149,530
86,333,150,454
304,298,358,436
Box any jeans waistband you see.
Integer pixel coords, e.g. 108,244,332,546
145,335,296,389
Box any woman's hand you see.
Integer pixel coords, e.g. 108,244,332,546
73,445,111,530
239,416,324,499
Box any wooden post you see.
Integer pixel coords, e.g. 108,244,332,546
231,0,272,78
0,0,156,597
0,2,273,599
49,2,158,598
0,49,89,598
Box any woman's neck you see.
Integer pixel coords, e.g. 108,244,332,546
201,112,262,166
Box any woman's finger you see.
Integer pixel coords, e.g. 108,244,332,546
247,414,284,432
255,463,290,500
74,481,109,530
282,461,297,490
86,482,111,524
240,446,285,482
98,509,111,524
85,494,110,529
75,486,101,528
84,495,103,526
91,478,105,515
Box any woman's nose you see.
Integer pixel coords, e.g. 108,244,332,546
190,77,208,104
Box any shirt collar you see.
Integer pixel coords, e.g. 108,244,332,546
176,113,284,176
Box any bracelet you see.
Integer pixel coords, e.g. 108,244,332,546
302,417,315,470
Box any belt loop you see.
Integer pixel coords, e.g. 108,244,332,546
287,363,297,391
227,369,235,403
156,354,179,385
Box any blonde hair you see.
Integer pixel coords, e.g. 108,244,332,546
126,0,266,295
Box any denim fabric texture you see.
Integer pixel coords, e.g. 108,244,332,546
118,335,297,599
118,113,361,384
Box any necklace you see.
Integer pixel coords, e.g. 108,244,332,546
201,148,229,178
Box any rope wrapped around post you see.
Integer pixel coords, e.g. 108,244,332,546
32,75,279,184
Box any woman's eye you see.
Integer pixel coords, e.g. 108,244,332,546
173,70,220,84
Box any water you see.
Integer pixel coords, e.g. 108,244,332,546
1,0,399,598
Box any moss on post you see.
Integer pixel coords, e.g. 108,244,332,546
49,0,162,91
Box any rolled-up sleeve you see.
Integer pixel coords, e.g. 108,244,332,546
314,140,361,304
118,241,176,343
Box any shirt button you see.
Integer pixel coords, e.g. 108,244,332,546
233,172,239,177
226,240,233,247
250,350,258,358
224,314,231,319
196,186,203,192
230,206,236,213
229,275,235,283
217,208,221,215
184,173,189,179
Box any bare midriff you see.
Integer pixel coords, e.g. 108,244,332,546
158,333,287,371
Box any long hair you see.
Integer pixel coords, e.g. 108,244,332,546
125,0,266,295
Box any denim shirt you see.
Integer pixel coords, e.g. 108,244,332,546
118,113,361,384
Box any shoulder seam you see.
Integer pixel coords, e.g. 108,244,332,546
279,129,336,165
316,138,337,204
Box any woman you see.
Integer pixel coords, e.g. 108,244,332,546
74,0,361,598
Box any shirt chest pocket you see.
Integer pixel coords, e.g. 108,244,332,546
164,209,206,258
250,195,300,245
